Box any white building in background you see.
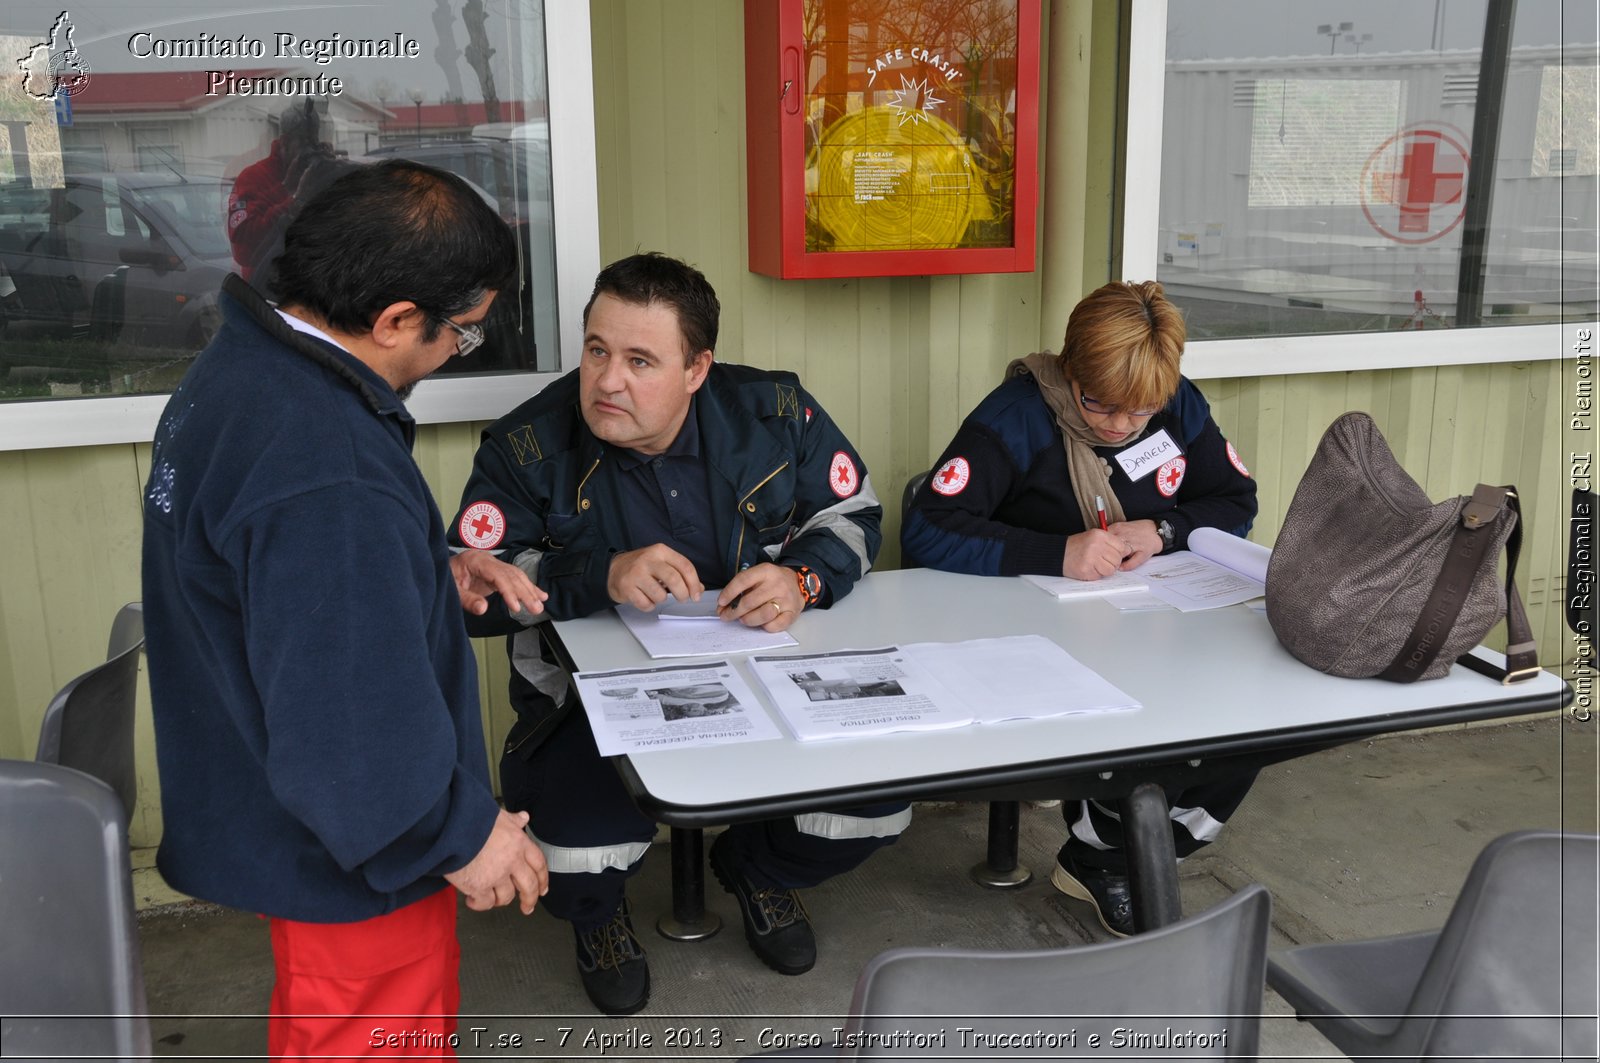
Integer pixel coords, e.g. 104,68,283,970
1157,44,1597,333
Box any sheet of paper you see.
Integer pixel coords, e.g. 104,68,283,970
902,635,1141,724
616,596,798,658
1021,571,1147,600
1187,527,1272,584
1134,551,1265,611
655,597,723,620
745,647,975,741
573,659,783,756
1106,589,1177,612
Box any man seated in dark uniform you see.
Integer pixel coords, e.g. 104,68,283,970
449,252,908,1015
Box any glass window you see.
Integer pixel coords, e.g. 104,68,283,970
0,1,563,407
1151,0,1597,344
801,0,1026,254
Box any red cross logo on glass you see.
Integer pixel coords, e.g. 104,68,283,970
1360,126,1470,245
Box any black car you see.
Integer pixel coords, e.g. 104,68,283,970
0,172,232,367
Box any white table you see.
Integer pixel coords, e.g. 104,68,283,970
551,568,1570,935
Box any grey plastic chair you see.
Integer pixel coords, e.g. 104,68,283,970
0,759,152,1062
1267,830,1599,1063
744,884,1271,1059
901,468,928,519
35,601,144,822
106,600,145,661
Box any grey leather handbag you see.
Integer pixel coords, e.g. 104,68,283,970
1265,412,1538,683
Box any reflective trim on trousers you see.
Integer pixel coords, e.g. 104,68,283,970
1071,797,1228,850
530,834,651,875
1069,800,1116,851
794,805,913,840
1169,802,1226,844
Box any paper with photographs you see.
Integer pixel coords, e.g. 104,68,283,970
572,659,783,756
748,637,1142,741
746,647,976,742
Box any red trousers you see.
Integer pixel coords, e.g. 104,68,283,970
268,886,460,1060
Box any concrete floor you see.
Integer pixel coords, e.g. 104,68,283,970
135,716,1597,1061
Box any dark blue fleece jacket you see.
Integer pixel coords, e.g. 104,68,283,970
903,374,1257,575
141,275,498,922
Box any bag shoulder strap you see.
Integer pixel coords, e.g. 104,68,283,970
1377,486,1540,684
1458,487,1540,683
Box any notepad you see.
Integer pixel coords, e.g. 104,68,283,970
1021,571,1149,600
616,593,799,658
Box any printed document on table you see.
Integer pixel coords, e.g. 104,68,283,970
746,647,975,741
616,593,798,658
573,659,782,756
1021,571,1147,600
902,636,1141,724
1106,589,1177,612
1132,530,1270,612
1188,527,1271,583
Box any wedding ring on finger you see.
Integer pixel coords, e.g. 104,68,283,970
769,599,785,616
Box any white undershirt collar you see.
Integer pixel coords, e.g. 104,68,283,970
275,308,350,354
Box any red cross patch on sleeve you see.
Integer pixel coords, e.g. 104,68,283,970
931,456,971,496
1156,456,1187,498
458,501,506,549
828,452,858,498
1227,441,1251,477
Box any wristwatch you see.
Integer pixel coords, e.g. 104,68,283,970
1156,519,1176,553
791,565,823,608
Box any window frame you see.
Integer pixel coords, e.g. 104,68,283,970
1124,0,1595,381
0,0,599,452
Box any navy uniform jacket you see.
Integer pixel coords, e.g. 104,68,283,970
141,275,497,922
450,363,882,742
902,373,1256,575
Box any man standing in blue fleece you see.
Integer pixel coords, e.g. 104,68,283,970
142,160,548,1060
448,252,905,1016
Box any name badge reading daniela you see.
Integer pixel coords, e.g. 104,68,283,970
1114,429,1180,482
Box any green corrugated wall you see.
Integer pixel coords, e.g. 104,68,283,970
0,1,1577,849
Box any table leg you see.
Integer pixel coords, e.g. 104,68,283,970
970,800,1033,888
1120,782,1182,932
655,826,723,941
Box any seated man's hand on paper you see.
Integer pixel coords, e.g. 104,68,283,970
1110,519,1163,571
608,543,705,610
445,808,549,915
450,550,548,617
1063,528,1135,581
717,562,804,632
